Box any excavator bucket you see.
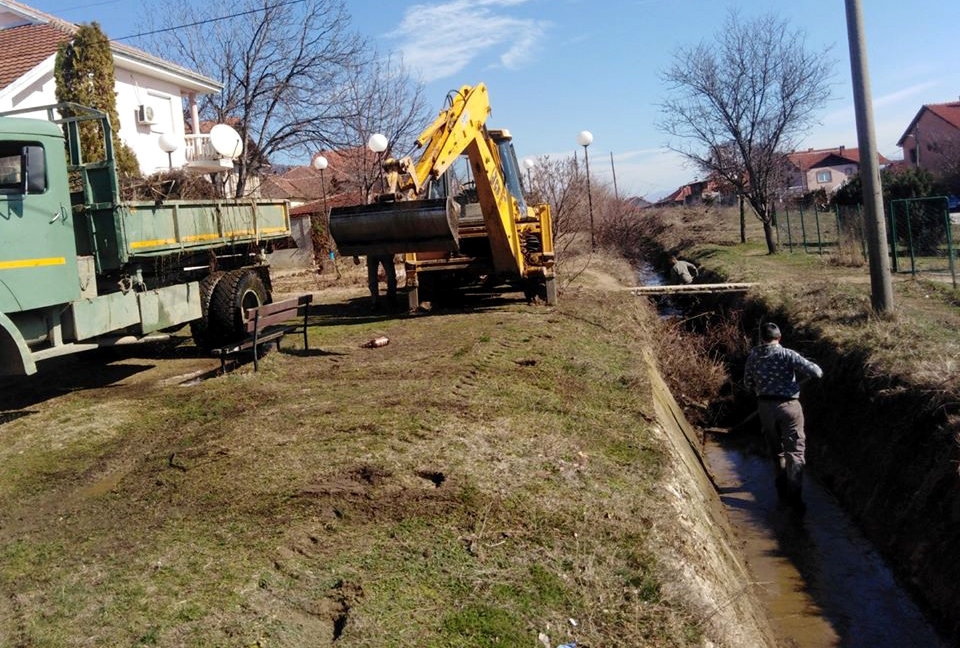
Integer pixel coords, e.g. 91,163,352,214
329,197,460,257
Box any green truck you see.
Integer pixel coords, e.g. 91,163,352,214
0,104,291,376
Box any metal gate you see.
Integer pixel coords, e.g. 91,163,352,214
888,197,957,287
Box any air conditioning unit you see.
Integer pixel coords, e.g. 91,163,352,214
136,105,155,125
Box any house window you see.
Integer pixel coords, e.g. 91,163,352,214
816,170,832,184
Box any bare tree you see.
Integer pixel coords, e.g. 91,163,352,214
521,154,593,290
147,0,364,197
326,52,430,204
528,154,585,251
658,11,833,253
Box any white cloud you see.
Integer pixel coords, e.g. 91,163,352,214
873,81,939,108
536,147,693,200
388,0,548,82
608,148,697,200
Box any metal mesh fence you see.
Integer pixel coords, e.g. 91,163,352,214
775,198,957,287
776,203,844,255
889,197,957,284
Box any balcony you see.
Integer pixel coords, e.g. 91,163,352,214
184,134,235,173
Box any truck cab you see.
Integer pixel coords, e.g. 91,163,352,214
0,105,291,376
0,118,82,310
0,117,82,374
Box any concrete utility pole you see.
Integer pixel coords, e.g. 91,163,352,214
844,0,895,314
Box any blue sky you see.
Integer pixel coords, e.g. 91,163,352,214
33,0,960,200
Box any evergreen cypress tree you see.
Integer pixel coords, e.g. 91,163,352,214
54,22,140,179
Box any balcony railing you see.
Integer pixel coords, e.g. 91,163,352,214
184,134,234,172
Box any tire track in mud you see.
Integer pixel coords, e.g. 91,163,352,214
0,363,230,542
256,546,359,642
451,333,528,401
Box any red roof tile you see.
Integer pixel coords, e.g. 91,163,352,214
0,0,219,94
787,146,889,171
289,192,364,216
0,22,71,90
925,102,960,130
897,101,960,146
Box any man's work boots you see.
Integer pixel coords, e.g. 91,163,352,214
775,471,806,515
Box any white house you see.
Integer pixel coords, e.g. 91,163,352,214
0,0,226,175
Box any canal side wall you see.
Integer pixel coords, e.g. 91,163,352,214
642,348,778,647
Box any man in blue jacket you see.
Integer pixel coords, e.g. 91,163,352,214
744,322,823,513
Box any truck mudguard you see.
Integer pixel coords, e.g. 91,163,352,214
0,311,36,376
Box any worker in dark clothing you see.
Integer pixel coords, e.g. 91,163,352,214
366,254,397,309
743,322,823,513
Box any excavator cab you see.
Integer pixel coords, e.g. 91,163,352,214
487,129,528,215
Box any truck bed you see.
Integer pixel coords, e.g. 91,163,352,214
81,199,291,271
122,199,291,257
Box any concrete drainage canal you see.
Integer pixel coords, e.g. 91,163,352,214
635,262,953,647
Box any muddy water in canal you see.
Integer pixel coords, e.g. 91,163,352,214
634,260,949,645
704,434,948,647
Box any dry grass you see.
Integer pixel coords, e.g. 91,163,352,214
0,258,723,647
640,205,960,409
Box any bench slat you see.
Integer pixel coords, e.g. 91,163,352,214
244,312,300,333
214,293,313,373
242,295,312,333
244,295,312,321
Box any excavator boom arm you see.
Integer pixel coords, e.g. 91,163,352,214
405,85,493,195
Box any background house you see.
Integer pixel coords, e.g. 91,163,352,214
897,100,960,178
259,151,369,266
784,146,889,196
656,178,725,207
0,0,222,175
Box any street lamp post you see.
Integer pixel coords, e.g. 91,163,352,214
312,153,337,275
158,133,178,171
312,154,328,217
523,157,535,192
367,133,388,202
577,130,595,250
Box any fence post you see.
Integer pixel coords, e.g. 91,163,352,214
889,200,900,273
773,204,781,247
835,204,842,252
799,204,808,253
785,205,794,252
944,197,957,289
906,201,917,275
815,205,824,255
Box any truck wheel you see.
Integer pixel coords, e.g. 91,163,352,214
190,271,225,350
209,269,270,345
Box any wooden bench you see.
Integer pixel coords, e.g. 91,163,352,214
213,294,313,373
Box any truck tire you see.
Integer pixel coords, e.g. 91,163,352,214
190,271,225,350
208,269,270,345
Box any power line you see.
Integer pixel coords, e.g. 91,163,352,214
53,0,123,12
113,0,306,41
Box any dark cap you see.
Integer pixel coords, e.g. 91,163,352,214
760,322,781,342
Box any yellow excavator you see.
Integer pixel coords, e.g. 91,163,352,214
329,83,556,308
